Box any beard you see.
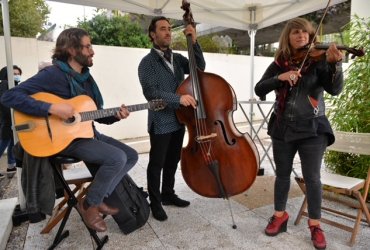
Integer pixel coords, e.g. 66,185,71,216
74,51,93,67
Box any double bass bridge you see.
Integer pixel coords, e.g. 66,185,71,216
195,133,217,156
195,133,217,143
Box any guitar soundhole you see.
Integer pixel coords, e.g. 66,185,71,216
65,116,76,124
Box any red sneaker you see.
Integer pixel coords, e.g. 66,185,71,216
265,212,289,236
309,224,327,250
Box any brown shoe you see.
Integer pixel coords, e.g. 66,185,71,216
98,202,119,215
78,198,107,232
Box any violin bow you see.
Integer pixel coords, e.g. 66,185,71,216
298,0,332,72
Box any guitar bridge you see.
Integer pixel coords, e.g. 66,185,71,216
15,122,35,132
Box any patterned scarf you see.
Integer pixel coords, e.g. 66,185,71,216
53,60,104,108
275,56,314,120
153,44,172,63
275,59,293,119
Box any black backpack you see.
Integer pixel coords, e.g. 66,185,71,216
105,174,150,234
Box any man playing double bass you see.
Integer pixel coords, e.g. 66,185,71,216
138,16,206,221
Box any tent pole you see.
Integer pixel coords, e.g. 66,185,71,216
1,0,26,211
248,6,257,136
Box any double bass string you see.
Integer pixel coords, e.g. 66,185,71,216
186,35,215,166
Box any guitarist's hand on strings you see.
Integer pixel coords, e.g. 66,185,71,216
116,104,130,120
49,103,75,120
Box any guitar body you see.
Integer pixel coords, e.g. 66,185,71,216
14,92,96,157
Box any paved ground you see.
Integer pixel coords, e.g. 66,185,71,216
1,137,369,249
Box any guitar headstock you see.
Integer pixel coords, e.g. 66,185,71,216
149,99,167,111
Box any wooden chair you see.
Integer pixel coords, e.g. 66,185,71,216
45,156,108,250
294,131,370,246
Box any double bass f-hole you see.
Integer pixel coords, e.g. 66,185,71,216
177,0,259,230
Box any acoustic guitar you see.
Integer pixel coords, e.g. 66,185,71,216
14,92,166,157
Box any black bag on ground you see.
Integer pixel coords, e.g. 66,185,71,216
105,174,150,234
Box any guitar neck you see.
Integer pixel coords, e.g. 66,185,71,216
80,103,150,121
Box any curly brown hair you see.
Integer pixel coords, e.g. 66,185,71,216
52,28,90,62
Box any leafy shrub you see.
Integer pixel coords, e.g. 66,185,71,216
324,15,370,180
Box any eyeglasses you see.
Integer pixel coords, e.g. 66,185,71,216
80,44,93,50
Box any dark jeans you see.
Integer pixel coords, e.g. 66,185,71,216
272,134,328,219
147,127,185,205
61,131,138,206
0,137,15,166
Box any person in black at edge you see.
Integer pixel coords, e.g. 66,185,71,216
0,65,22,178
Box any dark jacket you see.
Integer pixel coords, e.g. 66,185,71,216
13,143,55,216
255,59,343,145
255,60,343,121
0,80,13,139
138,43,205,134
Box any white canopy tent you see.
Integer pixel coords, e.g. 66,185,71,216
2,0,347,98
48,0,344,30
46,0,346,98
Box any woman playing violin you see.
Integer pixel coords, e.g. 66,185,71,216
255,17,344,250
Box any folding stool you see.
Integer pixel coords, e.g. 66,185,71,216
47,155,108,250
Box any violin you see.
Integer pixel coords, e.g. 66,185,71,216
294,43,365,62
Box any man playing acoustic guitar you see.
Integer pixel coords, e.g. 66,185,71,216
1,28,138,232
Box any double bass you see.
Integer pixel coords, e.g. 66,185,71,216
176,1,260,209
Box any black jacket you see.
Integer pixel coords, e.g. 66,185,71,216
255,59,343,121
0,80,13,139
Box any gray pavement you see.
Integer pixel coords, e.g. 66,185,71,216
1,137,369,249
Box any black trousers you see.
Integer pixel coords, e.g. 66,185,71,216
147,127,185,205
272,134,328,219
